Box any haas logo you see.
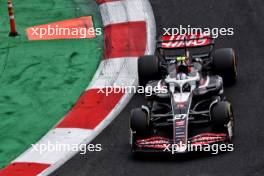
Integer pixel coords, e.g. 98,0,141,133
162,34,211,48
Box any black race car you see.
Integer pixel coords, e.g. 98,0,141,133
130,34,237,153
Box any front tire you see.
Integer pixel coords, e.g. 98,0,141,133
211,101,234,140
130,108,149,134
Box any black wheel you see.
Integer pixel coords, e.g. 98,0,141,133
138,55,160,86
130,108,149,134
211,101,233,129
212,48,237,86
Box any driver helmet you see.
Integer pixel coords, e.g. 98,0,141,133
176,56,189,74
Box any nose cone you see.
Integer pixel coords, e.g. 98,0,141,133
173,93,190,103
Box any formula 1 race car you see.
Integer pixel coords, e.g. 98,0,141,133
129,34,237,153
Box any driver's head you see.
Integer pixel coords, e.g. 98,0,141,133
176,56,189,74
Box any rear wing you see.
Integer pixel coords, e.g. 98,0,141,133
157,34,215,49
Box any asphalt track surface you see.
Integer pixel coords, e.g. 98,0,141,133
52,0,264,175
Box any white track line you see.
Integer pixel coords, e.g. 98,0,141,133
88,57,138,89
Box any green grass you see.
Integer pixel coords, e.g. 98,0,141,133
0,0,103,168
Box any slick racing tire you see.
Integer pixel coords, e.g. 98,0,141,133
211,101,234,139
138,55,160,86
212,48,237,86
130,108,149,134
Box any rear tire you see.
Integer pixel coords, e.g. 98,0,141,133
212,48,237,86
130,108,149,134
138,55,160,86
